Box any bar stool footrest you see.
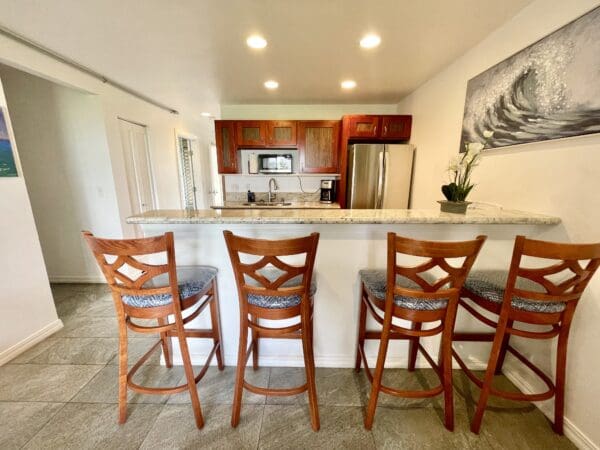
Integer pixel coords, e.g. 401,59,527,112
452,345,555,402
243,380,308,397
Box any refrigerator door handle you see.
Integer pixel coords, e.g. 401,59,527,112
376,150,386,208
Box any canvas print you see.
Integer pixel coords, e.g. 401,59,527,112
460,6,600,151
0,108,18,177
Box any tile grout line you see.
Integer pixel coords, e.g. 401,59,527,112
19,401,70,449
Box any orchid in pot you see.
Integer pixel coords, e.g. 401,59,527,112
439,132,490,214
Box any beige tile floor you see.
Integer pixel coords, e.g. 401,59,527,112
0,283,576,449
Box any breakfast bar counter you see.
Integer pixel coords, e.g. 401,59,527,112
126,207,562,370
128,207,560,225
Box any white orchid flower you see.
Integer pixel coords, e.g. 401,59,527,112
467,142,484,154
483,130,494,139
447,155,462,172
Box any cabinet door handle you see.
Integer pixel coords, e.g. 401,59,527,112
373,125,377,135
384,125,388,135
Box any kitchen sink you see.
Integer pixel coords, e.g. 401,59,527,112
242,202,292,207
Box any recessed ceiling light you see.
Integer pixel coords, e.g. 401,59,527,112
201,112,211,117
360,34,381,49
341,80,357,89
264,80,279,89
246,35,267,49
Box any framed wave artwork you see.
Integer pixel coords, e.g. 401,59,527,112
0,107,18,177
460,6,600,151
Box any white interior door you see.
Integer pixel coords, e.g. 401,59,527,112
118,119,156,214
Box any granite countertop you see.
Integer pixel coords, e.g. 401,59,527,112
211,201,341,210
127,207,561,225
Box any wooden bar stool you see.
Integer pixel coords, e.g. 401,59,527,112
356,233,486,430
453,235,600,434
224,231,320,431
83,231,224,429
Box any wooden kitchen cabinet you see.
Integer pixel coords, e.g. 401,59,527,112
380,115,412,140
215,120,238,173
236,121,267,147
346,115,380,138
297,120,340,173
267,121,297,147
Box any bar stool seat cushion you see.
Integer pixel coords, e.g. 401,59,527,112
359,269,448,310
246,268,317,309
121,266,217,308
464,270,566,313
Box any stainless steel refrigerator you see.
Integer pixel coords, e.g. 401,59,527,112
346,144,414,209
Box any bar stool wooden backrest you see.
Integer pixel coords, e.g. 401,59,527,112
387,233,487,320
224,231,319,321
223,230,321,431
83,231,181,318
503,236,600,317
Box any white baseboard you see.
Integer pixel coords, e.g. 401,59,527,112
503,364,598,450
171,352,490,370
49,275,106,283
0,319,64,365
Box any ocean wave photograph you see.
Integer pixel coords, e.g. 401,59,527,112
460,6,600,151
0,108,17,177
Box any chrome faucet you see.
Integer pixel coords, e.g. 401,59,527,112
268,178,278,202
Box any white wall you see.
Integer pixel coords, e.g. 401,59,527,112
0,77,62,364
397,0,600,446
0,33,215,236
0,65,121,282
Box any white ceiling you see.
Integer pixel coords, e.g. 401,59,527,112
0,0,532,117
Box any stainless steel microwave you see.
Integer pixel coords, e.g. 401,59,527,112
257,154,293,174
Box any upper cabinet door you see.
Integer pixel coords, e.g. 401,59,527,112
298,120,340,173
346,115,380,138
215,120,238,173
380,115,412,140
267,121,297,147
236,121,267,147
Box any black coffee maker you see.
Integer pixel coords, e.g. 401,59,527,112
320,180,336,203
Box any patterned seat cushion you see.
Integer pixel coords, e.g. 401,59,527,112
245,268,317,309
359,269,448,311
121,266,217,308
463,270,566,314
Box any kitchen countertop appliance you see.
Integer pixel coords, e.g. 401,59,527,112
320,179,336,203
346,144,414,209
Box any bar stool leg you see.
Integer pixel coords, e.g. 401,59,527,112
441,302,459,431
494,319,513,375
407,322,422,372
364,301,394,430
209,280,225,370
231,316,249,427
301,310,320,431
554,307,574,435
157,317,173,368
471,313,510,434
174,316,205,429
355,287,368,372
117,315,128,424
251,315,259,371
